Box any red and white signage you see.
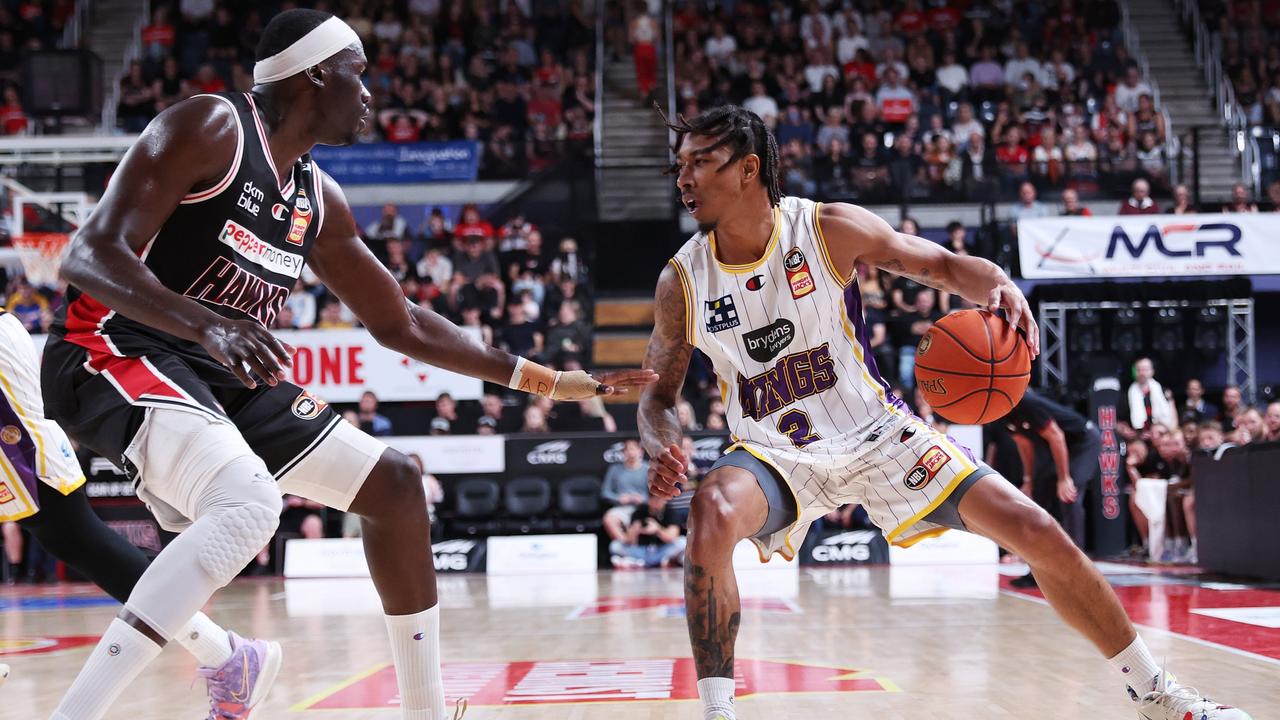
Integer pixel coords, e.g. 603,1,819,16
296,658,895,710
29,327,483,402
567,596,799,619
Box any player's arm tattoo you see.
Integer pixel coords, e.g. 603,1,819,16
638,264,694,457
685,564,741,678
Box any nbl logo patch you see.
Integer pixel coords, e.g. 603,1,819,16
904,445,950,490
292,390,328,420
784,248,815,299
705,294,741,333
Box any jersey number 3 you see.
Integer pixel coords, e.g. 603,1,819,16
778,409,821,448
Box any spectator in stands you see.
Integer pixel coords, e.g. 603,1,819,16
1118,178,1160,215
544,301,589,361
1060,188,1092,216
1128,94,1166,144
1223,183,1259,213
549,237,588,284
479,393,512,433
285,280,316,329
864,286,897,383
5,278,49,332
952,131,997,196
117,61,155,133
498,300,542,359
1181,379,1218,424
141,5,176,66
946,221,969,255
896,287,942,389
1134,131,1167,186
1113,66,1154,113
887,133,925,193
1122,438,1151,554
601,438,650,542
1264,401,1280,442
1235,407,1266,444
609,493,686,569
417,245,453,303
365,203,409,253
1009,182,1050,223
936,51,968,101
520,404,550,433
969,45,1006,103
281,494,326,542
356,391,393,437
1128,358,1177,433
996,127,1031,186
851,132,890,199
0,85,27,136
431,392,461,434
875,68,916,126
452,235,505,319
1168,183,1196,214
1220,385,1245,430
743,80,779,128
316,297,354,329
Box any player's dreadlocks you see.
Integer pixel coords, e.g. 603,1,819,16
659,104,783,207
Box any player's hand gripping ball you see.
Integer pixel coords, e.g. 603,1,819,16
914,309,1031,424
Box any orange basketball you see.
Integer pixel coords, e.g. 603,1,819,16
914,309,1031,425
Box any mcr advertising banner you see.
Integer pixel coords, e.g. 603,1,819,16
1017,213,1280,279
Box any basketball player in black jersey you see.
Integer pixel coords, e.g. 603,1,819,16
42,10,654,720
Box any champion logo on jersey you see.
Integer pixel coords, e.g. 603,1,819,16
783,248,815,299
746,274,766,291
705,294,741,333
271,203,288,221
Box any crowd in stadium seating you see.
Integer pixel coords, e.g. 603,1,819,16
666,0,1185,201
116,1,596,177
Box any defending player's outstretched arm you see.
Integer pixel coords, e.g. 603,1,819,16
60,96,295,389
816,201,1040,356
638,263,694,499
307,171,656,402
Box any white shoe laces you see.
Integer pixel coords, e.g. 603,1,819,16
1143,683,1213,714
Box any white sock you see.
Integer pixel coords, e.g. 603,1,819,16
384,605,446,720
1108,634,1164,697
697,676,736,720
175,612,233,668
51,618,164,720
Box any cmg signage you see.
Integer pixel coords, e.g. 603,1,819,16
1017,214,1280,279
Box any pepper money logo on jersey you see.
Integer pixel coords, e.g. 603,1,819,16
218,219,304,278
705,294,741,333
738,343,838,421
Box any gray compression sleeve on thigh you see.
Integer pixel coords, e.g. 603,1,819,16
124,456,281,639
709,450,798,538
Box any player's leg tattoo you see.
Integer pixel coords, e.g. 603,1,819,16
685,564,741,678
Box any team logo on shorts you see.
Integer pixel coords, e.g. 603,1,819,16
705,295,741,333
0,425,21,445
292,391,328,420
904,445,951,490
0,481,14,503
783,248,815,299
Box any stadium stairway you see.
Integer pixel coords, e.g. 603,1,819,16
1129,0,1244,201
87,0,149,112
597,59,674,222
593,297,654,402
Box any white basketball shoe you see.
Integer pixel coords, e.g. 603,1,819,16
1136,670,1252,720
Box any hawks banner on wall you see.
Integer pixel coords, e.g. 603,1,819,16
32,329,482,402
1016,213,1280,279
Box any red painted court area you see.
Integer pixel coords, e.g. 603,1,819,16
1003,574,1280,661
299,658,894,710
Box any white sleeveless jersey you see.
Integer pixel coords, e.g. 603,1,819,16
670,196,907,456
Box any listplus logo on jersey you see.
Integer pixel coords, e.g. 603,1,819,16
783,248,815,299
743,318,796,362
704,294,741,333
285,190,313,246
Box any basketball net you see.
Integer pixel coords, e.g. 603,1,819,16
13,232,70,288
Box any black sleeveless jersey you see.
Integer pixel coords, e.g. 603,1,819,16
51,92,326,372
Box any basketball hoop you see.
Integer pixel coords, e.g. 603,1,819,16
12,233,70,288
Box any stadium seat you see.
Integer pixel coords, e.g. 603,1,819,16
450,477,503,537
555,475,604,533
501,476,555,535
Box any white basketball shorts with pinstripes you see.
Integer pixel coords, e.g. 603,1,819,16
0,312,85,522
730,411,982,561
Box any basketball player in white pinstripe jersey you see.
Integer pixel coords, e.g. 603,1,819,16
638,106,1249,720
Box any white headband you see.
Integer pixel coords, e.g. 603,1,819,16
253,16,361,84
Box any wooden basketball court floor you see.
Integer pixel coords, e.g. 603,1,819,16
3,562,1279,719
